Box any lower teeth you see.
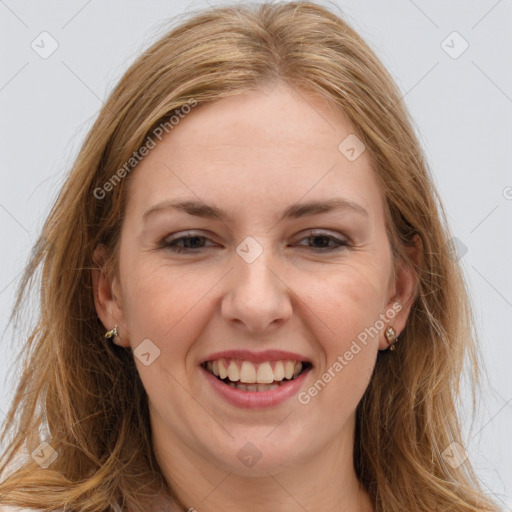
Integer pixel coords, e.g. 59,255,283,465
227,381,281,391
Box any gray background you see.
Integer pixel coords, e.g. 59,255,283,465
0,0,511,507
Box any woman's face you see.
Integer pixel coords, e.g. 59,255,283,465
95,83,414,475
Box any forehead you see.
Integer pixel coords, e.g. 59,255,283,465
125,83,385,223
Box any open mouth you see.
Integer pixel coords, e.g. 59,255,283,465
201,358,313,392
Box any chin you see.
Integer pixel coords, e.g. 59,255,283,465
196,425,313,476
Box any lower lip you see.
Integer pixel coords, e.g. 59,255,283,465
201,365,312,409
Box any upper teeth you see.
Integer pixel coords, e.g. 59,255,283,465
206,359,303,384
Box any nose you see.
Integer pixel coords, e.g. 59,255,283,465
221,247,293,333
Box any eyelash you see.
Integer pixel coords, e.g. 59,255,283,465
161,230,350,254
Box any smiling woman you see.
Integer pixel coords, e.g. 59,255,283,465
0,2,501,512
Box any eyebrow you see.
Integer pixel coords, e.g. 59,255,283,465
142,198,368,223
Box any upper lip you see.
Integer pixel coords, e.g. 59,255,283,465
199,349,311,365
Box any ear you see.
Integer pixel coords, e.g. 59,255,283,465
92,244,130,348
379,233,423,350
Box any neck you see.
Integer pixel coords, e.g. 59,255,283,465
150,412,374,512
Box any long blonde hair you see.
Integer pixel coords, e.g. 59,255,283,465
0,2,500,511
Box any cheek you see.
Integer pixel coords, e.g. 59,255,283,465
302,259,390,344
120,252,390,351
297,261,386,393
119,259,218,362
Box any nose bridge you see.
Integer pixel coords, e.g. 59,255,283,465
221,236,292,331
234,235,283,299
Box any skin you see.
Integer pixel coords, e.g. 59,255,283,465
93,82,419,512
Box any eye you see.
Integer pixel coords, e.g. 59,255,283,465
294,230,350,252
161,231,217,253
160,229,350,255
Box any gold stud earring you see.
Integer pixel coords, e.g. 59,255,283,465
385,326,398,351
104,325,119,340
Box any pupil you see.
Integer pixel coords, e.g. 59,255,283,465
186,236,203,248
313,235,328,247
